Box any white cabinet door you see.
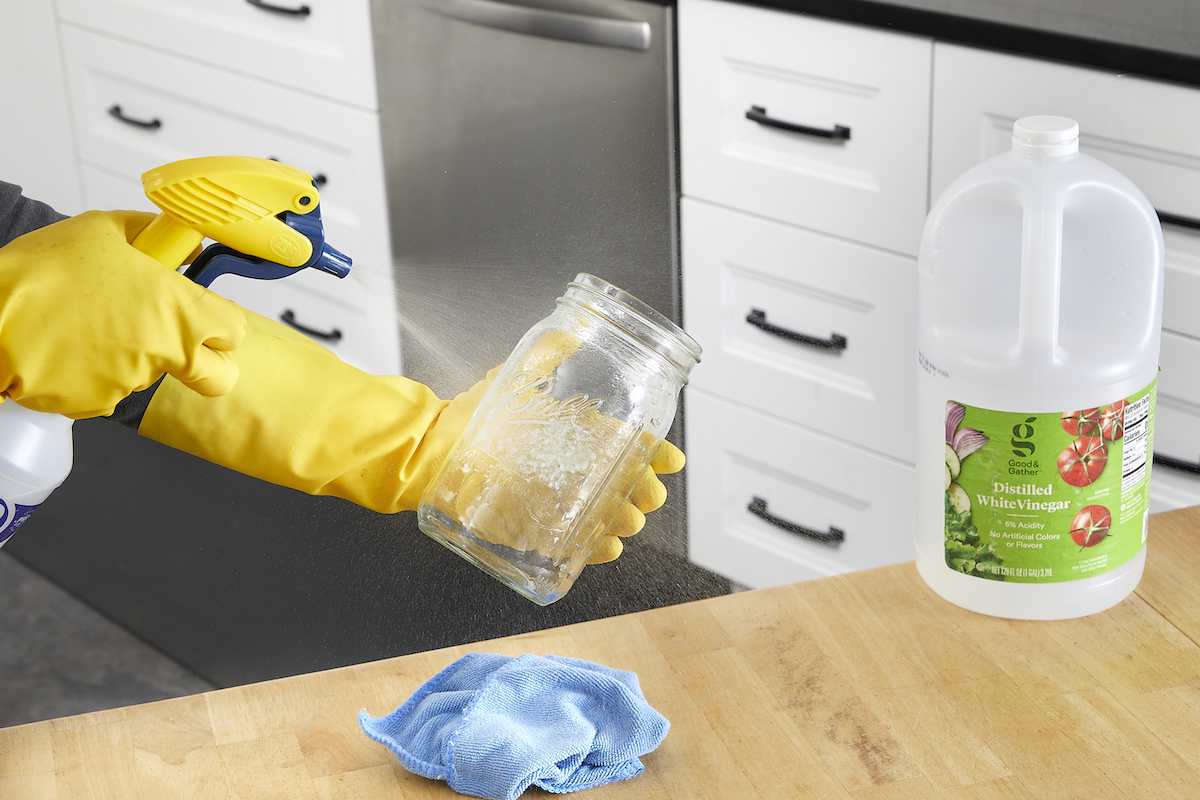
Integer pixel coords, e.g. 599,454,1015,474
56,0,377,108
931,43,1200,222
687,389,915,588
682,197,917,463
679,0,932,256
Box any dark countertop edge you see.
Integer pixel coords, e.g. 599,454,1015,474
720,0,1200,89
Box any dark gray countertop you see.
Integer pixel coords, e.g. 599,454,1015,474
719,0,1200,87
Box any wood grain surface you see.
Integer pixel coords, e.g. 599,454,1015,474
6,506,1200,799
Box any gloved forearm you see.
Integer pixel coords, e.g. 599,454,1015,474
137,311,478,513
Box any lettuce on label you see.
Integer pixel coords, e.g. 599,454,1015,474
945,493,1004,580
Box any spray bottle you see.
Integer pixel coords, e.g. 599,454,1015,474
915,116,1164,620
0,403,72,548
0,156,350,550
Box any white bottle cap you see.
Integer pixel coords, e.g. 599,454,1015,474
1011,116,1080,156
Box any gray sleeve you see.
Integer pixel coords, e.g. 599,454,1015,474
0,180,68,245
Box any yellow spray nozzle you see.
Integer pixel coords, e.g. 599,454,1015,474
132,156,321,269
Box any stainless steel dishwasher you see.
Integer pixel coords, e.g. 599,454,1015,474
370,0,687,555
371,0,679,395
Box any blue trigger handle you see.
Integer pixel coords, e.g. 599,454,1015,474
183,200,352,288
184,246,304,288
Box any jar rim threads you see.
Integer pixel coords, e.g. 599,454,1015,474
560,274,702,377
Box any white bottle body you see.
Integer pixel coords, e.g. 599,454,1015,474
915,117,1164,620
0,400,73,548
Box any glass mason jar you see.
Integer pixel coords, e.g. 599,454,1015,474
417,274,701,605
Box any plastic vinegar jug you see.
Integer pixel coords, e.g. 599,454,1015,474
915,116,1164,620
0,401,73,549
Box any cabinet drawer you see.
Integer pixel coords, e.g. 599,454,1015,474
56,0,376,108
62,26,391,275
678,0,932,255
682,198,916,462
931,43,1200,224
686,389,915,588
1157,330,1200,466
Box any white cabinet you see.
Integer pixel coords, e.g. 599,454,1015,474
680,0,1200,588
54,0,399,376
929,42,1200,512
679,0,929,588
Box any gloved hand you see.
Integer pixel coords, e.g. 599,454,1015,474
138,311,682,564
588,439,684,564
0,210,247,418
417,328,685,565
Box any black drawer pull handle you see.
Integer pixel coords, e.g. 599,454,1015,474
1157,210,1200,232
246,0,312,16
746,105,850,141
1153,454,1200,474
747,309,847,352
748,497,844,546
108,105,161,130
280,309,342,342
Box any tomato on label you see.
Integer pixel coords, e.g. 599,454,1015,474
1070,505,1112,547
1062,408,1102,436
1100,400,1128,441
1057,436,1108,487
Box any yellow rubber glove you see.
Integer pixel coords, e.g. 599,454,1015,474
140,311,467,512
588,439,684,564
0,210,247,418
138,311,682,563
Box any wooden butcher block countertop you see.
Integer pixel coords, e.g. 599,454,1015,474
8,506,1200,798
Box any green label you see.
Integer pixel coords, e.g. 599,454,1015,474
944,380,1155,583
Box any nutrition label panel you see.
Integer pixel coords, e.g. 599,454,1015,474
1121,392,1152,494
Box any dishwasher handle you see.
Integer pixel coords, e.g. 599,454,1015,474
423,0,652,52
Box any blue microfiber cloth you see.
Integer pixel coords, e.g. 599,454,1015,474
358,652,670,800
